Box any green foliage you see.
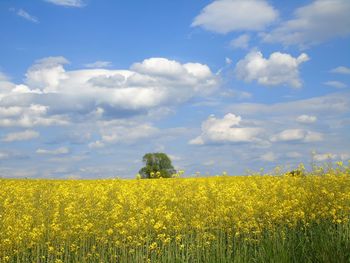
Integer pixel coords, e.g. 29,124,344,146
139,153,176,179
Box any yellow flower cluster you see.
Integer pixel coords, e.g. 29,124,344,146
0,164,349,262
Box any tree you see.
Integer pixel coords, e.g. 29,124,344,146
139,153,176,179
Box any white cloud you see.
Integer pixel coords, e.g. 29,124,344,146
235,51,309,88
0,73,16,97
230,34,250,49
228,92,350,116
260,152,277,162
331,66,350,75
2,130,39,142
61,57,217,104
89,120,159,147
189,113,261,145
36,147,70,155
11,84,41,94
0,116,68,127
324,81,347,89
130,58,214,85
0,104,69,128
313,152,350,162
85,61,112,68
0,56,218,128
270,129,323,142
270,129,304,142
16,9,39,23
262,0,350,47
45,0,84,7
189,136,205,145
192,0,278,34
131,57,187,77
296,115,317,124
0,106,23,117
25,56,69,92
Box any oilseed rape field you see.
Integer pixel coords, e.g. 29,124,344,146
1,164,350,262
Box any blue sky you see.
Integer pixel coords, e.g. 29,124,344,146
0,0,349,178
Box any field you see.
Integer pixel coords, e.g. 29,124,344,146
1,164,350,262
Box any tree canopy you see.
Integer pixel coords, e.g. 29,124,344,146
138,153,176,179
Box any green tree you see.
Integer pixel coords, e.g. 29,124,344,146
139,153,176,179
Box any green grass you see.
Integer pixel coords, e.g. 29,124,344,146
5,221,350,263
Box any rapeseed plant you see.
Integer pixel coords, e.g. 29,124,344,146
0,162,349,262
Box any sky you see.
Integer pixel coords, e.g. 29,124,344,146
0,0,349,178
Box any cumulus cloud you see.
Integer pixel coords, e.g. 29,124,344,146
296,115,317,124
64,58,216,112
84,61,112,68
270,129,323,142
130,58,215,91
45,0,84,7
189,113,261,145
192,0,278,34
235,51,309,88
0,104,69,128
36,147,70,155
131,58,186,77
262,0,350,48
330,66,350,75
25,56,69,92
0,56,218,127
2,130,39,142
225,93,347,157
230,34,250,49
324,81,347,89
